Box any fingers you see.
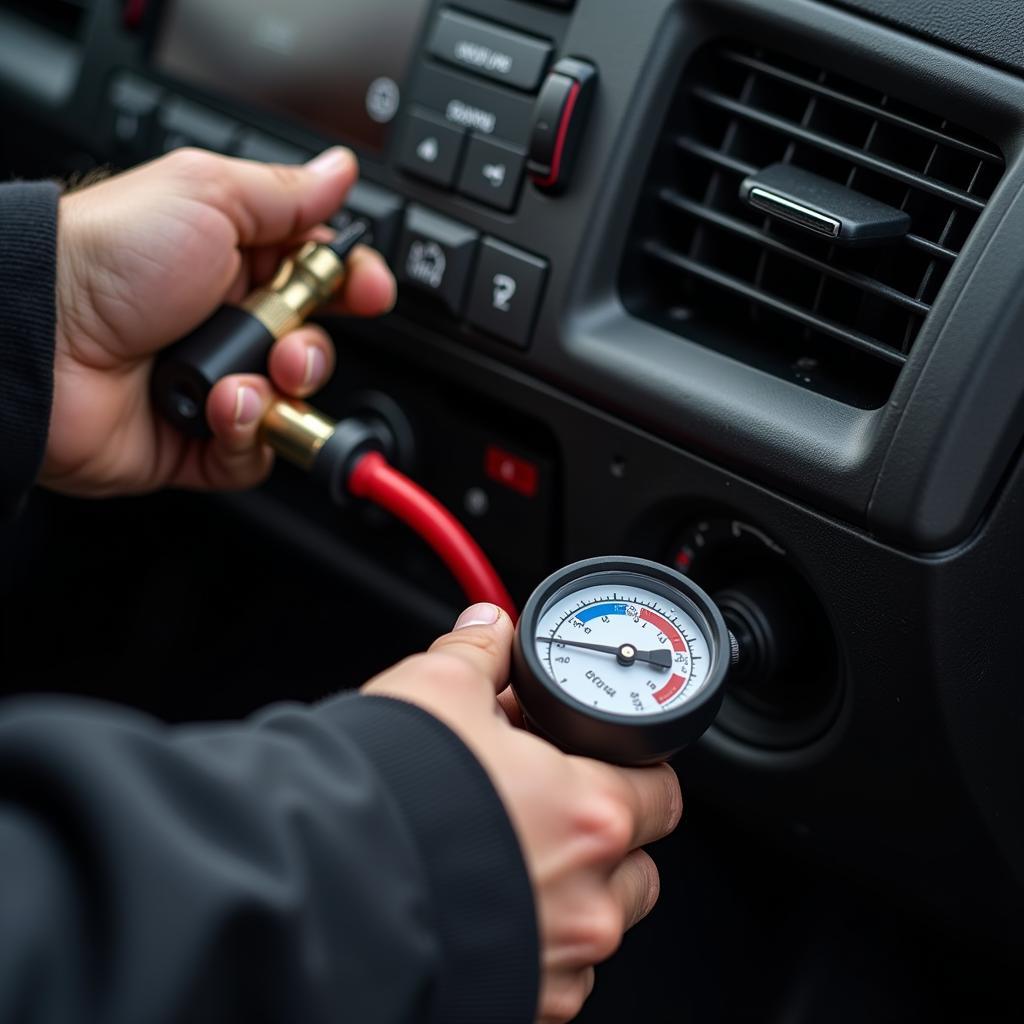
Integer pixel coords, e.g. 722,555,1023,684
496,685,526,727
427,603,515,695
608,849,661,931
537,968,596,1024
330,245,397,317
588,761,682,851
198,373,275,489
267,325,335,398
166,146,358,247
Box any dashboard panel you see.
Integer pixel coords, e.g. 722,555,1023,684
2,0,1023,1010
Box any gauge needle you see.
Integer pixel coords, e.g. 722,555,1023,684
537,637,673,671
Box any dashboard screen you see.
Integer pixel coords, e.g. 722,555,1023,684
154,0,429,154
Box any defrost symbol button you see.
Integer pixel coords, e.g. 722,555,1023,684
396,205,480,316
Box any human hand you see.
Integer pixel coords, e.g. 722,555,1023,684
48,147,396,497
363,603,683,1024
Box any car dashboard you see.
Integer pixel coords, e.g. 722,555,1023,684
1,0,1023,1018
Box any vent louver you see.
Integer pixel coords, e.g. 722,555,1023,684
621,42,1005,407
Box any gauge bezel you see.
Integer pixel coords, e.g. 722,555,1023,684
512,556,731,765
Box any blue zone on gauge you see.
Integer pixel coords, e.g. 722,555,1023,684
574,602,628,622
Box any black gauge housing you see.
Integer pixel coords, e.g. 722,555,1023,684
512,556,732,765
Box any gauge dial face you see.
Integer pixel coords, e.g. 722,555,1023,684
534,579,713,718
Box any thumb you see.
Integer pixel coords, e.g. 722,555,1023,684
194,146,358,247
428,604,515,695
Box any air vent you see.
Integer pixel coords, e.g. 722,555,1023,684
621,42,1005,407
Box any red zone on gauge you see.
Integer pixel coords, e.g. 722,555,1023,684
638,607,689,706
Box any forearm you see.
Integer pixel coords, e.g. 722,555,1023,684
0,181,60,517
0,694,538,1024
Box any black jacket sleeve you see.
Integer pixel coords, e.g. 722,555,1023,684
0,181,60,516
0,693,539,1024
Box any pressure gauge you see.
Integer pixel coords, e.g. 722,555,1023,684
512,557,737,765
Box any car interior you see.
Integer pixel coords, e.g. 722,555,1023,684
1,0,1022,1020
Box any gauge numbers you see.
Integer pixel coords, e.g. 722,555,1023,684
534,583,712,718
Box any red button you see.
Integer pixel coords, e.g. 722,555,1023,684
485,445,539,498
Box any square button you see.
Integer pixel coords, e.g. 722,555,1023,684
467,238,548,349
457,135,526,212
397,205,480,316
398,107,467,188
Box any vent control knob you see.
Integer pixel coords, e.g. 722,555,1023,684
528,57,598,194
740,163,911,246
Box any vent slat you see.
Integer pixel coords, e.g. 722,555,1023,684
622,41,1003,408
719,49,1002,164
659,189,931,315
645,241,908,366
692,86,986,212
674,136,757,176
905,233,957,263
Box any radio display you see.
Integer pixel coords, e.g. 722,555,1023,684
154,0,430,154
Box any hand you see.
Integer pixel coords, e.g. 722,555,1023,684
48,147,396,497
364,603,683,1024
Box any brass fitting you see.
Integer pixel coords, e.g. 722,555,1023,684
241,241,346,340
260,400,337,470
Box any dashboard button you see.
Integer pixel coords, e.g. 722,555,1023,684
158,97,239,153
235,131,308,165
528,58,598,193
334,180,405,262
398,107,467,187
428,10,553,92
106,73,162,157
397,205,479,315
457,135,526,212
467,238,547,348
412,65,535,149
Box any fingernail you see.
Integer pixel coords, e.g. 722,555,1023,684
233,386,261,426
305,147,354,177
303,346,327,389
455,603,501,629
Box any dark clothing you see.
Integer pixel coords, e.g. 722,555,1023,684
0,181,538,1022
0,182,59,517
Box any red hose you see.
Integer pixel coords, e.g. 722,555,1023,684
348,452,518,621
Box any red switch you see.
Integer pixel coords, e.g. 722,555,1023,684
485,445,539,498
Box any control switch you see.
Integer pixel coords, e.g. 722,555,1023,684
528,58,597,193
397,205,479,316
467,238,548,348
458,135,526,211
398,107,467,187
428,10,553,92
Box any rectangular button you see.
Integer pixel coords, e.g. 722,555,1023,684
412,65,535,148
234,131,308,165
485,445,539,497
398,107,467,187
457,135,525,212
397,205,479,316
334,180,405,262
467,238,548,349
159,97,238,153
428,10,553,92
107,73,162,156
